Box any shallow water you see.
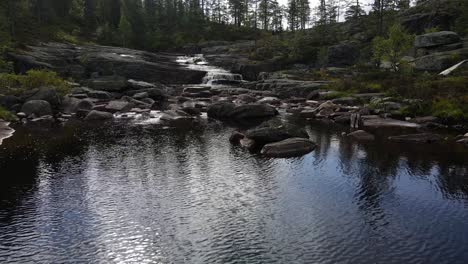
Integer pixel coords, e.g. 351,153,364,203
1,115,467,264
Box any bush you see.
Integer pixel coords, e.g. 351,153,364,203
0,70,71,96
431,98,467,121
0,106,15,121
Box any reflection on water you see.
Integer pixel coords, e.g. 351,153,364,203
0,117,467,264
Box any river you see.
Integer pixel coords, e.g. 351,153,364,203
0,57,468,263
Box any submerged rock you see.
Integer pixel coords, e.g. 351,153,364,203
388,133,443,143
347,130,375,141
261,138,316,158
362,117,421,129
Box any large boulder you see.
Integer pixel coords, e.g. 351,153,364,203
327,42,360,67
21,100,52,117
261,138,316,158
207,102,236,119
228,104,278,120
244,126,294,145
23,87,61,107
414,31,461,48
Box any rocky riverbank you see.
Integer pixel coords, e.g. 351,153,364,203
1,42,468,157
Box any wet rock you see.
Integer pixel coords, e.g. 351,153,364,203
88,90,112,100
388,133,443,143
181,106,201,116
299,109,316,119
240,138,257,151
409,116,439,124
244,126,293,145
127,79,156,90
104,100,132,113
23,87,61,107
258,97,281,105
261,138,316,158
75,99,95,112
229,131,245,144
146,88,167,101
27,115,55,128
183,86,211,94
84,110,114,121
133,92,149,100
21,100,52,117
236,94,257,104
207,102,236,119
160,110,196,127
228,104,278,120
347,130,375,140
317,101,339,111
362,117,421,129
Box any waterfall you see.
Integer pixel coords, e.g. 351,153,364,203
177,54,243,86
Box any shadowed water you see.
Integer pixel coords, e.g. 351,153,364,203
0,115,467,264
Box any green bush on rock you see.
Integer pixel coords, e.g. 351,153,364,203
0,70,71,96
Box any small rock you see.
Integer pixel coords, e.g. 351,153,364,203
229,131,245,144
85,110,114,121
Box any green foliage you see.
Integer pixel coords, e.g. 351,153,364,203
431,98,467,121
0,106,16,122
371,24,414,71
0,70,70,96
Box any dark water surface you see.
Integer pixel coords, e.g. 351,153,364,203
0,116,467,264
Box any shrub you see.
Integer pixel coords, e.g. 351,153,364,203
431,98,466,121
0,106,15,122
0,70,70,96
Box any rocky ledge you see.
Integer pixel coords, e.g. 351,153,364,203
8,42,207,84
